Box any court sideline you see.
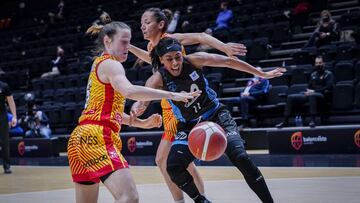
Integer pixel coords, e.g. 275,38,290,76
0,166,359,202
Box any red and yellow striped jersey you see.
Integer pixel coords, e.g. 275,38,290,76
79,54,125,133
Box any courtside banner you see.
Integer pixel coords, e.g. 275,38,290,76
268,126,360,154
121,132,162,156
2,138,60,157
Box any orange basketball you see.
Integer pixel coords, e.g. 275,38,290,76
188,121,227,161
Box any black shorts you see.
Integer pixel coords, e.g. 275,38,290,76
173,105,245,144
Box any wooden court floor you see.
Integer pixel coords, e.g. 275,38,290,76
0,166,359,202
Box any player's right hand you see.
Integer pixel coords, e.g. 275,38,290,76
130,101,147,117
171,90,202,102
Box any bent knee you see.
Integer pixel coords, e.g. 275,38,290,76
155,154,167,168
116,190,139,203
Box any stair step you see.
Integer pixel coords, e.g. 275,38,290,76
292,32,313,40
281,40,307,49
330,0,359,9
271,48,301,57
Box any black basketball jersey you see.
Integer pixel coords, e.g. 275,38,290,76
159,58,219,122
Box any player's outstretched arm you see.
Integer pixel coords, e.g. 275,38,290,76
187,52,286,79
123,112,162,129
101,59,201,102
129,44,151,64
170,32,247,57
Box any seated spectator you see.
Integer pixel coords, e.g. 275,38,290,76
48,0,66,24
212,1,233,32
276,56,334,128
285,0,311,34
7,112,24,137
41,46,67,78
305,10,340,47
23,104,51,138
239,67,270,127
166,10,180,33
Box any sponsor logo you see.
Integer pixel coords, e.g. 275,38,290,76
291,132,303,150
189,71,199,81
167,82,177,92
175,131,188,140
127,137,136,153
84,154,108,168
70,136,99,146
108,151,118,159
83,109,95,115
302,136,327,144
17,141,39,156
135,141,153,149
291,131,328,150
18,141,25,156
114,112,122,124
354,130,360,149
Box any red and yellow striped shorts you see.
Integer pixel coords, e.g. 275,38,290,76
67,124,128,183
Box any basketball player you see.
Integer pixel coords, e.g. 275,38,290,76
67,22,199,203
133,37,285,203
129,8,247,202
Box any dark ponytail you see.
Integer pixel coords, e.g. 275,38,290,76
150,47,161,73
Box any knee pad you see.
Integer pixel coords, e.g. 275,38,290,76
167,156,193,188
228,147,260,178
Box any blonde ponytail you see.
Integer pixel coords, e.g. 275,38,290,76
86,24,104,36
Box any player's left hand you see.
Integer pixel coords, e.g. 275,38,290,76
224,42,247,57
142,114,162,129
11,117,17,127
262,67,287,79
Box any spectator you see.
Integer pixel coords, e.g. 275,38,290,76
285,0,311,34
304,10,340,47
0,80,17,174
239,67,270,128
41,46,67,78
7,112,24,137
48,0,66,24
212,1,233,32
276,56,334,128
24,104,51,138
166,10,180,33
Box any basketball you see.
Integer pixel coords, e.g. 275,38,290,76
188,121,227,161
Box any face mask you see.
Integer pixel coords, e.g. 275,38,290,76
315,65,325,73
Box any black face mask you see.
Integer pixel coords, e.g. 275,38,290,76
322,17,330,23
315,65,325,73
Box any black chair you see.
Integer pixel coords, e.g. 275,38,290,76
247,37,269,62
354,60,360,84
336,43,356,61
256,85,288,115
290,68,308,85
287,84,308,95
332,83,354,111
355,83,360,109
333,61,354,83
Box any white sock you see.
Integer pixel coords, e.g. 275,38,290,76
174,199,185,203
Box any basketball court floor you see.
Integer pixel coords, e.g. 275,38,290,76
1,154,359,203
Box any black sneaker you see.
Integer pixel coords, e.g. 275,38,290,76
194,195,212,203
4,167,12,174
309,121,316,128
276,122,287,129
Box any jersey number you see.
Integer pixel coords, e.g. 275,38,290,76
193,102,202,113
184,83,200,108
